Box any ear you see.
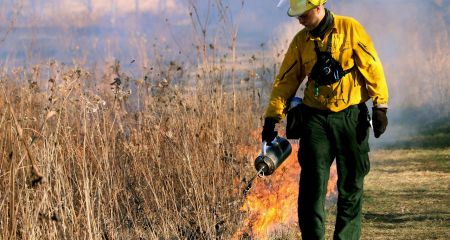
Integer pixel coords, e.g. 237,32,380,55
315,5,325,15
313,6,322,14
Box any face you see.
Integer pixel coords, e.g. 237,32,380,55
297,7,323,30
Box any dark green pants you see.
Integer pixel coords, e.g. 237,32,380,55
298,104,370,240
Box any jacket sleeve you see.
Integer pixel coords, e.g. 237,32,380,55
352,20,389,108
264,38,304,120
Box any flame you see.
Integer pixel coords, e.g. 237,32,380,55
235,143,338,239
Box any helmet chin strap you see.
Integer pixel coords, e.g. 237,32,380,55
277,0,288,8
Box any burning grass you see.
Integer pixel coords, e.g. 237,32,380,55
234,144,338,239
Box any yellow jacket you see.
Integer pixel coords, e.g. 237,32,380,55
265,15,389,121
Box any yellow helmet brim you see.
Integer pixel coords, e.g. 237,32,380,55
287,0,327,17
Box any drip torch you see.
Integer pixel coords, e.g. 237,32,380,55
244,137,292,194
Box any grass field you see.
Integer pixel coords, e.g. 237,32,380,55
323,146,450,240
361,148,450,239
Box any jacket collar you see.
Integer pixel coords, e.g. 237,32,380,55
306,11,339,42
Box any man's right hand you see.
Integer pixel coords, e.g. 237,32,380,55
261,118,278,144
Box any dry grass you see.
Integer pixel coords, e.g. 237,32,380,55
0,61,264,239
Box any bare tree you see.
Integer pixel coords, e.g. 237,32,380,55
0,0,23,44
188,0,212,67
215,0,246,126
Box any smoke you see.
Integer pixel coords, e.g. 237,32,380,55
12,0,183,25
0,0,191,68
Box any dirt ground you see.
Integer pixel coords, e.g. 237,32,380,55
325,148,450,240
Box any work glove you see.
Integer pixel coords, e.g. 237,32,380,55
372,107,388,138
261,118,278,144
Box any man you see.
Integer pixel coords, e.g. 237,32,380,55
261,0,388,239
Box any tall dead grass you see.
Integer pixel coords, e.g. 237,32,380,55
0,60,262,239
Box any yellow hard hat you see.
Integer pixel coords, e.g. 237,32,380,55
287,0,327,17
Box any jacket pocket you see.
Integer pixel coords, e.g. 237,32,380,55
279,60,298,82
303,56,316,77
357,42,376,62
335,41,354,70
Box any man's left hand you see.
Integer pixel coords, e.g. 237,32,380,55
372,107,388,138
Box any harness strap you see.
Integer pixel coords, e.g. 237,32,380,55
313,41,320,54
313,32,355,75
326,32,333,52
313,32,334,53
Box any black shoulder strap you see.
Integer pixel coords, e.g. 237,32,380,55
313,32,334,54
325,32,333,53
314,32,356,75
313,41,320,55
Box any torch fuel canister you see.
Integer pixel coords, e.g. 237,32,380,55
254,137,292,175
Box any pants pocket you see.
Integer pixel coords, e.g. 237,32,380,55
355,104,371,149
360,152,370,176
347,106,371,176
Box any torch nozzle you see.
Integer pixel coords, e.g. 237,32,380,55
243,167,266,196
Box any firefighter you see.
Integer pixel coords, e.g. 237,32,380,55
261,0,388,239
